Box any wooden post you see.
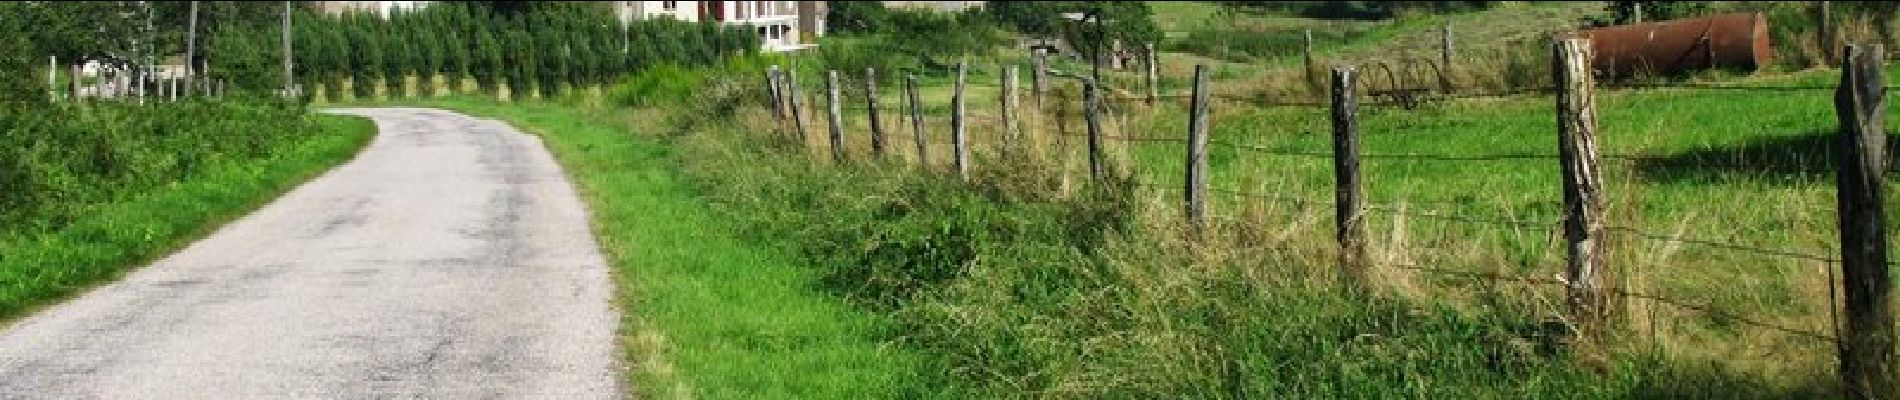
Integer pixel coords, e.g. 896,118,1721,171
907,73,927,167
766,65,786,131
185,0,198,97
865,67,886,158
1185,65,1212,236
1821,2,1836,66
70,64,82,101
1303,29,1317,90
827,70,845,164
786,72,809,148
1329,66,1366,285
1145,42,1159,107
1440,22,1454,93
1084,77,1105,183
1554,38,1607,343
1834,43,1894,400
48,56,58,102
953,61,970,179
282,0,294,99
1001,65,1019,153
1033,49,1048,110
1032,49,1049,152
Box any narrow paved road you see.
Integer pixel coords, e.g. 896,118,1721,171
0,108,621,399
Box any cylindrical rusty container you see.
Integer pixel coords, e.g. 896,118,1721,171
1572,12,1772,78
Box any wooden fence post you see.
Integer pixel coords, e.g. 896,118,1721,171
1002,65,1019,153
767,65,786,132
827,70,845,164
48,55,58,102
866,67,886,158
786,71,809,149
1145,42,1159,107
1033,49,1049,153
1554,38,1607,344
1821,2,1836,66
1834,42,1894,400
1304,29,1318,92
953,61,970,179
1185,65,1212,236
1329,66,1366,286
907,73,927,167
1441,22,1455,93
1085,77,1105,183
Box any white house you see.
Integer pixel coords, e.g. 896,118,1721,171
882,1,984,13
307,1,432,18
614,1,825,52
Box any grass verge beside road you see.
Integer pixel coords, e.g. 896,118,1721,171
388,98,923,399
0,110,374,323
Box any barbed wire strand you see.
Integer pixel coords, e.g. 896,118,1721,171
1207,140,1656,163
1603,226,1843,264
1133,180,1840,342
1362,203,1557,229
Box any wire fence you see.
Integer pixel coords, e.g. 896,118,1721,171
1132,180,1843,344
767,55,1883,353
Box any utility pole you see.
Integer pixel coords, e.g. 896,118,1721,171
185,0,199,97
283,0,295,98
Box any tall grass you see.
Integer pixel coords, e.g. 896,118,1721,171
0,101,374,322
605,59,1853,397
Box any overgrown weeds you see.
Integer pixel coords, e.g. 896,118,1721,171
639,61,1846,396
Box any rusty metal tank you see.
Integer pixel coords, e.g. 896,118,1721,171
1571,12,1772,78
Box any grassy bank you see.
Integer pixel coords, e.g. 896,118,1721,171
0,102,375,322
369,97,925,399
669,73,1845,397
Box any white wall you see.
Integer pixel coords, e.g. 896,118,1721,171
627,1,700,23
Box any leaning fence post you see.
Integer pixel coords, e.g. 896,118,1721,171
827,70,846,164
786,72,809,150
1554,38,1607,345
907,73,927,168
866,67,886,158
953,61,970,179
1002,65,1019,154
767,65,786,133
1329,66,1366,286
1084,77,1105,183
1145,42,1160,107
1185,65,1212,237
1834,42,1894,400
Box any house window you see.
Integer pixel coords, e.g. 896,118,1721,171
662,1,677,11
757,1,769,15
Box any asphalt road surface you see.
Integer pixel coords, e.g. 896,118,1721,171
0,108,622,399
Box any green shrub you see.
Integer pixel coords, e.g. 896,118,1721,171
609,64,706,107
0,100,317,229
